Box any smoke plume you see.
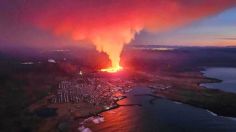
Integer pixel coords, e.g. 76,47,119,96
12,0,236,69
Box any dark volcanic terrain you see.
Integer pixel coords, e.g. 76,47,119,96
1,46,236,132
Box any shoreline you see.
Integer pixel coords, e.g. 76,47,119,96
184,72,236,117
132,89,236,120
143,68,236,118
199,67,223,84
77,85,236,132
29,68,236,131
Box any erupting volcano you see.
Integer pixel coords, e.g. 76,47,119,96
92,25,140,72
17,0,236,73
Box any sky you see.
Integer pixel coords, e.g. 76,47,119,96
133,7,236,46
0,0,236,50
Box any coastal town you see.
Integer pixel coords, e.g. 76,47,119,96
50,71,134,108
24,70,137,132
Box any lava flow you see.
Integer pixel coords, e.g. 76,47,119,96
101,65,123,73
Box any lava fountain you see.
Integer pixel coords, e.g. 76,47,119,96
101,65,123,73
92,26,141,73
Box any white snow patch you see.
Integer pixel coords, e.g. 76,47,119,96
82,128,92,132
92,117,104,124
21,62,34,65
78,125,92,132
48,59,56,63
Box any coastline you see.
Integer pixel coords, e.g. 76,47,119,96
199,67,222,85
78,83,236,132
28,68,236,131
144,68,236,118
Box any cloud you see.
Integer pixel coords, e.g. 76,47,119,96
219,37,236,40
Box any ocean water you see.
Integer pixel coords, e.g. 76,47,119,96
85,87,236,132
201,67,236,93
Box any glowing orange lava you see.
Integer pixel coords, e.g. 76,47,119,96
101,65,123,73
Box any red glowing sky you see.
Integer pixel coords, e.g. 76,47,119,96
1,0,235,48
1,0,235,70
1,0,236,49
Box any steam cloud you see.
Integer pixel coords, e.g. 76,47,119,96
9,0,236,68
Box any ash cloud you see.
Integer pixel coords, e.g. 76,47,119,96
1,0,236,67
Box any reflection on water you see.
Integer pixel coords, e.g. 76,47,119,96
201,67,236,93
86,87,236,132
